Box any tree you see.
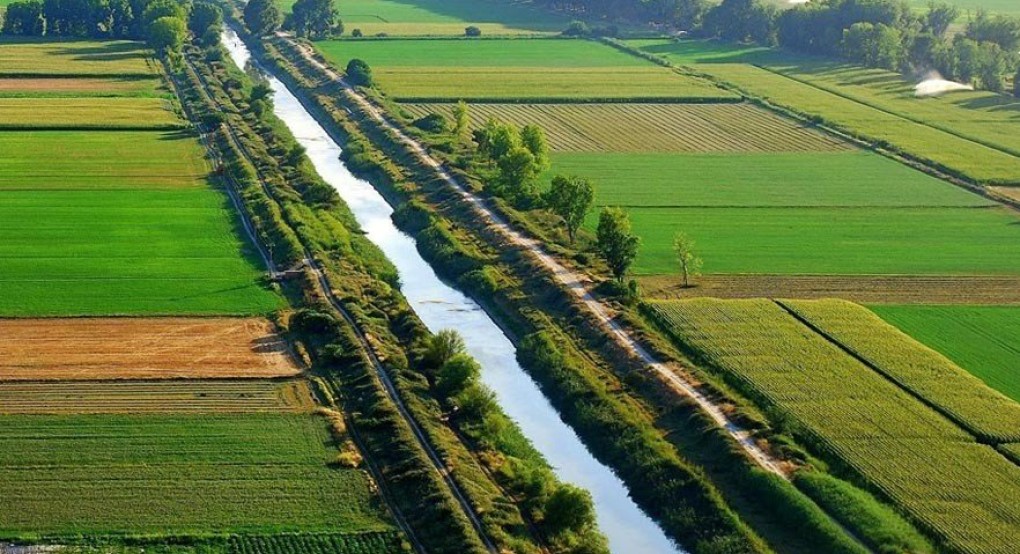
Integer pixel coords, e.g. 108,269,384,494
189,1,222,37
520,124,550,172
244,0,281,36
924,1,959,37
424,329,466,368
147,16,185,55
480,119,520,161
436,353,481,398
672,232,702,288
562,20,590,36
966,9,1020,52
596,207,639,282
2,0,46,35
544,175,594,244
345,58,372,86
452,100,470,143
141,0,184,29
464,25,481,36
291,0,339,38
496,147,539,199
544,484,598,535
1014,65,1020,98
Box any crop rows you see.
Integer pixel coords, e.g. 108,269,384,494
403,102,847,152
0,414,392,536
781,299,1020,443
0,41,155,77
0,380,314,414
647,298,1020,554
227,532,406,554
0,97,182,129
0,77,163,97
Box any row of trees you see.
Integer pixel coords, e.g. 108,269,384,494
536,0,1020,96
0,0,222,57
243,0,340,38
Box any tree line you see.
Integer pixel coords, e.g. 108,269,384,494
541,0,1020,96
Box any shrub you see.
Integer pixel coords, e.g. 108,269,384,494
563,20,590,37
352,28,362,37
465,25,482,37
346,58,373,87
412,113,449,134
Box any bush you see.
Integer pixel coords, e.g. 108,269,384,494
412,113,449,134
465,25,482,37
352,28,362,37
345,58,373,87
563,20,590,37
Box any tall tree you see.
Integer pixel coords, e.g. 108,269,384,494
291,0,339,38
2,0,46,35
520,124,550,172
244,0,281,36
452,100,470,144
672,232,702,288
147,15,185,55
544,175,594,244
596,207,639,282
924,1,959,37
188,1,221,37
496,146,539,199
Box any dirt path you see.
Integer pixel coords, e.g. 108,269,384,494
287,39,788,477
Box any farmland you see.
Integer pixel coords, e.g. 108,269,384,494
646,298,1020,554
0,318,300,380
0,40,154,76
403,102,847,152
870,305,1020,402
626,39,1020,185
317,38,734,100
0,76,163,97
0,379,315,414
277,0,568,35
0,97,181,129
0,414,393,536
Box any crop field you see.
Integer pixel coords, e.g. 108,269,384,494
0,414,393,536
277,0,567,35
0,188,282,316
0,40,154,76
781,299,1020,443
227,533,406,554
402,102,847,152
646,298,1020,554
0,318,300,380
0,379,315,414
0,77,163,97
317,39,733,100
0,131,207,189
870,305,1020,403
0,97,181,129
626,39,1020,184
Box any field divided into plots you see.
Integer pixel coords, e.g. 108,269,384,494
0,414,392,536
871,305,1020,403
403,102,847,152
626,38,1020,185
647,298,1020,554
318,38,734,100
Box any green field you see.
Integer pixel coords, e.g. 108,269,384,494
0,97,181,129
627,39,1020,185
0,40,155,76
0,413,392,536
908,0,1020,15
871,305,1020,403
646,298,1020,554
317,39,733,99
0,76,165,97
281,0,568,35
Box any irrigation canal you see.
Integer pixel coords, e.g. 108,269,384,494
222,27,681,554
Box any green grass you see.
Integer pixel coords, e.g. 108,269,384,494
870,305,1020,403
0,188,282,316
0,40,154,76
627,39,1020,184
908,0,1020,15
281,0,568,34
546,151,989,207
0,413,393,536
646,298,1020,554
0,131,208,190
316,38,733,100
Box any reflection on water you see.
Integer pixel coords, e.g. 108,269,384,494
222,27,682,554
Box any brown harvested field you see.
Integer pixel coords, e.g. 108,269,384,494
400,102,849,153
0,379,316,414
990,187,1020,204
638,274,1020,304
0,318,303,381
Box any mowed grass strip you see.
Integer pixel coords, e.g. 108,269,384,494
781,299,1020,443
0,414,393,536
295,0,568,35
403,102,846,152
0,131,207,190
317,39,733,100
613,206,1020,275
870,305,1020,403
646,298,1020,554
626,39,1020,184
0,97,181,129
0,40,155,76
0,188,282,316
0,76,164,97
0,380,315,414
0,318,300,380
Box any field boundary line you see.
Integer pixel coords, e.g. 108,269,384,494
181,44,498,554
